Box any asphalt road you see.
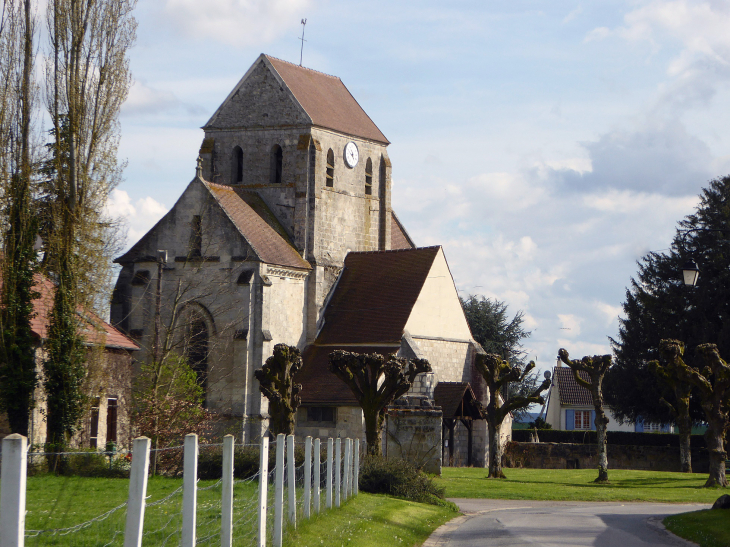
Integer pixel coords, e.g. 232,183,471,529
424,499,706,547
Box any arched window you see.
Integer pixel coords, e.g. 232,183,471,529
232,146,243,183
326,149,334,188
186,314,209,396
365,158,373,195
270,144,283,184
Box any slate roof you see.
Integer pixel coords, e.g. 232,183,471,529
297,345,400,405
265,56,389,144
433,382,484,419
28,274,138,351
390,212,416,250
553,366,593,406
316,246,440,345
206,182,310,270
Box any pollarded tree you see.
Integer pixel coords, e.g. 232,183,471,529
659,340,729,487
329,351,431,456
649,340,694,473
558,349,612,483
255,344,303,436
474,354,550,478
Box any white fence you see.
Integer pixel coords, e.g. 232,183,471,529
0,432,361,547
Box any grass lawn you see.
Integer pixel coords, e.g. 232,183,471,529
435,467,725,504
282,492,457,547
664,509,730,547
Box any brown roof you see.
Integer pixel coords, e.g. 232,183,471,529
266,56,389,144
554,366,593,406
28,274,138,351
316,247,440,345
297,345,400,405
390,212,415,250
206,181,311,270
433,382,484,419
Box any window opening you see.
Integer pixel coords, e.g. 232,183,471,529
89,396,100,448
106,398,118,443
298,406,336,424
325,149,334,187
187,316,209,399
574,410,591,430
232,146,243,183
365,158,373,195
270,144,283,184
190,216,202,257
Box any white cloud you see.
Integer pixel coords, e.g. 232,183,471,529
557,314,582,336
162,0,312,47
106,190,168,244
123,81,181,116
594,301,622,327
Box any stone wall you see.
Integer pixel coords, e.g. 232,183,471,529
384,405,442,474
295,405,364,442
504,441,710,473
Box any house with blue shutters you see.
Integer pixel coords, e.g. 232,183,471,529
544,365,671,433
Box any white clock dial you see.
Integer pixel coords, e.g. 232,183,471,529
344,141,359,168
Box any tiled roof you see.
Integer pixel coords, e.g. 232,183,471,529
316,247,440,345
28,274,138,351
297,345,400,405
433,382,484,419
206,181,311,270
266,56,389,144
390,212,415,250
554,366,593,406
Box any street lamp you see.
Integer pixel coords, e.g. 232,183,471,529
682,259,700,287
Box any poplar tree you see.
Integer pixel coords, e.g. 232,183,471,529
0,0,40,436
42,0,136,449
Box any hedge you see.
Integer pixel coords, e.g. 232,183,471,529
512,429,707,448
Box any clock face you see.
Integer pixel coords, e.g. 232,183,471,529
344,141,359,168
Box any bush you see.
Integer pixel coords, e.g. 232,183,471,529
359,456,447,506
26,451,130,478
197,443,305,480
511,429,707,448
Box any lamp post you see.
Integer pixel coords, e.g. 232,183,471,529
681,260,699,287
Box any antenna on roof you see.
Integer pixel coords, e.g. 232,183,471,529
299,18,307,66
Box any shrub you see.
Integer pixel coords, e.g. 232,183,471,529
359,455,447,505
197,443,305,480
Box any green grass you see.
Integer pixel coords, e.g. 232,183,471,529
664,509,730,547
435,467,726,504
282,492,457,547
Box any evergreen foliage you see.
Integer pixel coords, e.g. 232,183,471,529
460,295,530,364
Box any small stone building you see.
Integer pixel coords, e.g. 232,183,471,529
111,54,503,466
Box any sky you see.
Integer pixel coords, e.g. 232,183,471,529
107,0,730,376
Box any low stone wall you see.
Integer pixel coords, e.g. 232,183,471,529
504,441,709,473
385,406,442,475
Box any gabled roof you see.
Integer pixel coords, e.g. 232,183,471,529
206,54,389,144
553,366,593,406
316,247,440,345
29,274,138,351
390,212,416,250
433,382,484,420
206,182,310,270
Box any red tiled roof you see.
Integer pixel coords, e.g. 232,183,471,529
266,56,389,144
554,366,593,406
316,247,440,345
390,212,415,250
206,182,311,270
297,345,400,405
28,274,138,351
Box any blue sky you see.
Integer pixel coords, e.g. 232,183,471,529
110,0,730,373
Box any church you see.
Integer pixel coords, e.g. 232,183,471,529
111,54,505,467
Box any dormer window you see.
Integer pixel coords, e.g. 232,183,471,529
326,149,334,188
270,144,283,184
232,146,243,183
365,158,373,195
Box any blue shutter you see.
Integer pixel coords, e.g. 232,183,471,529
566,409,575,430
635,418,644,432
590,410,596,430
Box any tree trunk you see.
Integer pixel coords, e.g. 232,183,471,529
594,410,609,483
704,423,728,487
676,413,692,473
364,408,384,456
487,419,505,478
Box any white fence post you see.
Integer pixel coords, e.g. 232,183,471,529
257,436,269,547
313,438,321,514
124,436,151,547
335,438,341,508
326,438,333,509
1,434,27,547
343,438,351,501
303,436,312,519
222,435,234,547
274,434,285,547
181,433,199,547
354,439,360,495
286,434,296,528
